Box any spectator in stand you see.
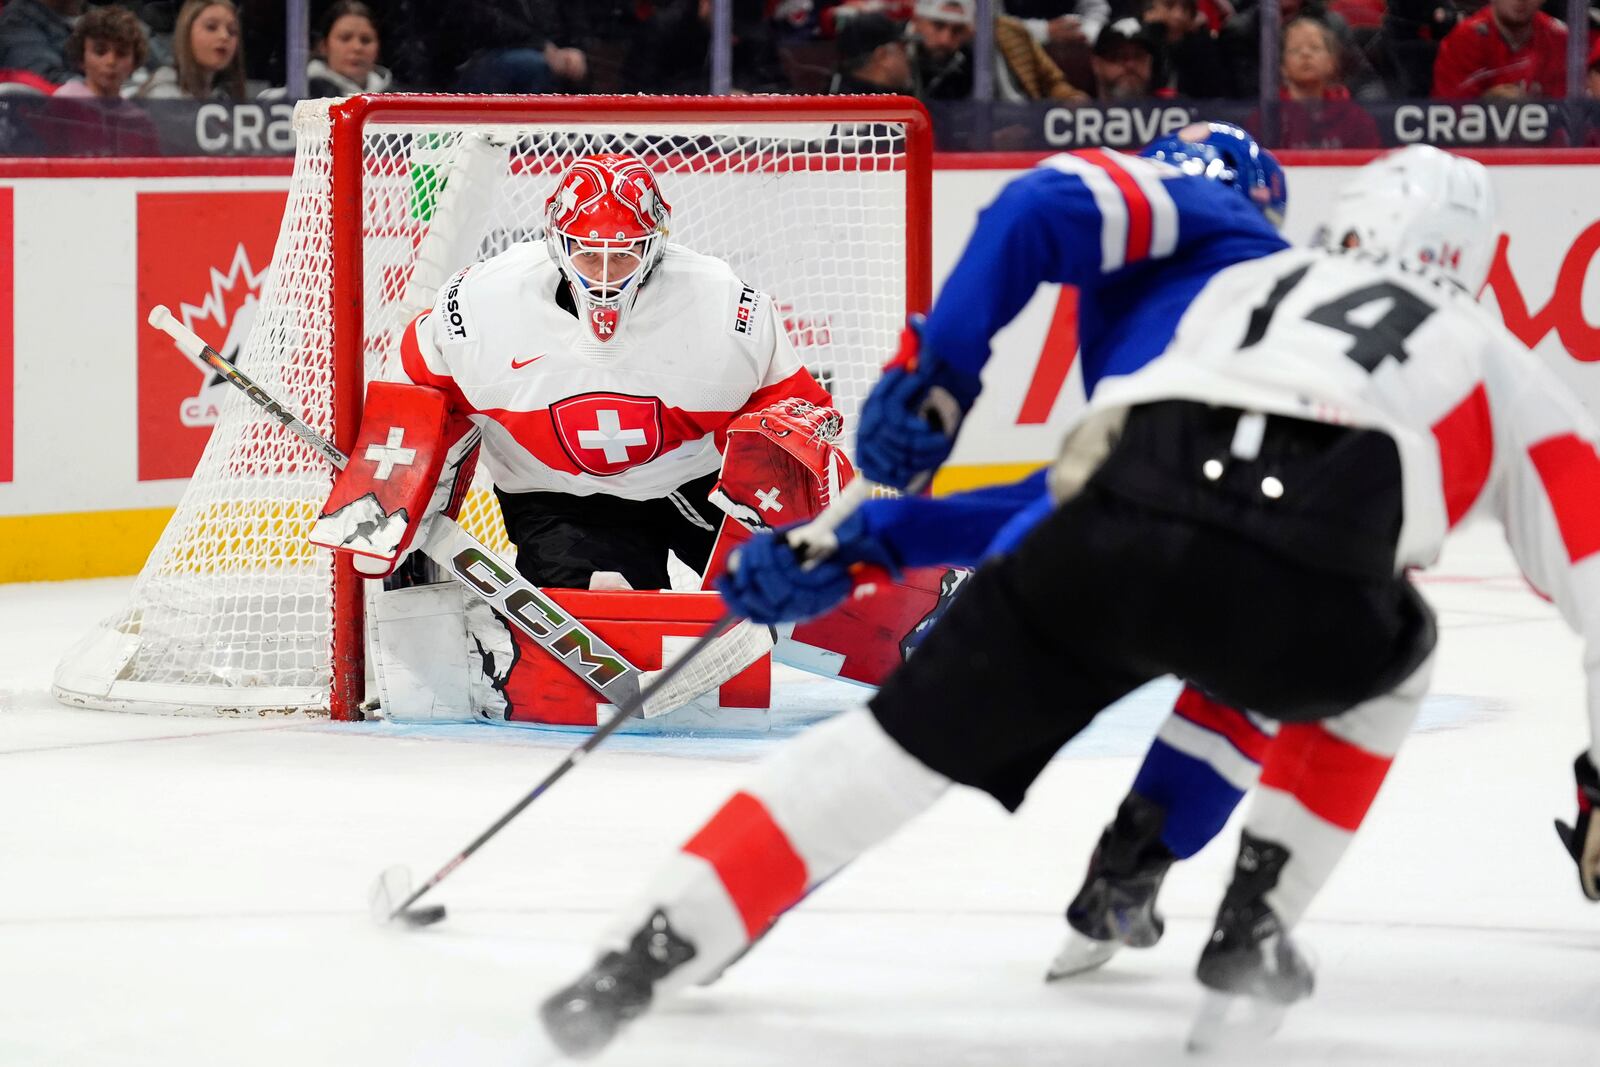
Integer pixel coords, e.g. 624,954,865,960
1141,0,1233,96
1276,15,1380,145
0,0,83,85
907,0,976,99
309,2,391,95
1590,35,1600,98
1371,0,1463,96
261,1,393,98
48,4,159,154
1432,0,1568,98
829,9,915,90
626,0,786,94
1090,16,1157,97
136,0,246,100
1223,0,1379,99
57,4,148,98
414,2,589,93
995,10,1091,97
819,0,916,37
1002,0,1110,50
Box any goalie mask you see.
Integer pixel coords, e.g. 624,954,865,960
1316,145,1497,294
546,154,672,342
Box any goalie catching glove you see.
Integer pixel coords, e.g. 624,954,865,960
710,397,852,531
854,315,981,491
1556,751,1600,901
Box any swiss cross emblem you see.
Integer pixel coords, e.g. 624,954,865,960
551,393,664,477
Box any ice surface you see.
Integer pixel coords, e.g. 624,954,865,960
1,522,1597,1065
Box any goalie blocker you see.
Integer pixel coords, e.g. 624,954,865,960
315,386,964,726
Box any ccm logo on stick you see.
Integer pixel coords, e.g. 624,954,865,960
452,547,629,687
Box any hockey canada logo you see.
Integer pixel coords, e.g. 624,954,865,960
550,393,664,477
175,243,266,428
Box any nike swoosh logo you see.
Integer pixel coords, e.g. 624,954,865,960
511,354,546,369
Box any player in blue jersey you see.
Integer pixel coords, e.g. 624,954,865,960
737,123,1293,979
536,125,1300,1059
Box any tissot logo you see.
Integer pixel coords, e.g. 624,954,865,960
441,268,471,340
733,285,758,336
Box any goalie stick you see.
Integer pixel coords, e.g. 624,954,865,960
147,304,657,713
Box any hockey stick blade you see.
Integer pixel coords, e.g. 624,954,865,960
370,865,447,928
378,610,743,929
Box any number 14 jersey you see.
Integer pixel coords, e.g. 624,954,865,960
1084,245,1600,747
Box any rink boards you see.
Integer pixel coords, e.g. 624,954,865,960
1,151,1597,580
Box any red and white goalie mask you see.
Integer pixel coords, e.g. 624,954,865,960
545,153,672,343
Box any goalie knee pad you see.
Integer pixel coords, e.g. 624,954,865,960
371,582,510,722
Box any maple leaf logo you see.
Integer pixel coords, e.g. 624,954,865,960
174,243,268,428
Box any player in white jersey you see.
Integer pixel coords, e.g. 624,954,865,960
394,152,834,590
536,149,1600,1056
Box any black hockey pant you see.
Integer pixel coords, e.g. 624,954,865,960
869,401,1437,812
495,471,724,590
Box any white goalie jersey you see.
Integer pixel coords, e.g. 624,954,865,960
1081,245,1600,757
395,241,831,500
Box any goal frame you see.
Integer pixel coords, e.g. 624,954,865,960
322,93,934,720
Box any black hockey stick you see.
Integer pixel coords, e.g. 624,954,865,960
372,609,740,927
371,478,876,928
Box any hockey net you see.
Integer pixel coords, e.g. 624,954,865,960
52,94,931,719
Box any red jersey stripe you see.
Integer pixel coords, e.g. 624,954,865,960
1259,722,1393,832
1528,433,1600,563
1173,685,1271,764
1430,383,1494,527
682,790,810,940
1081,148,1152,264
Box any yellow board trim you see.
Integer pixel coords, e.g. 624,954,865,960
0,466,1050,583
931,461,1047,495
0,507,176,583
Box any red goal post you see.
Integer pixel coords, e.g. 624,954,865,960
52,93,933,722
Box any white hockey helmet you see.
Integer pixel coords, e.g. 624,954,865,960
1318,145,1497,293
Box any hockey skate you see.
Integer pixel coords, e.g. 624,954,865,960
539,909,697,1060
1048,793,1174,980
1187,831,1314,1053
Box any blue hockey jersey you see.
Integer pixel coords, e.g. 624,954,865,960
864,149,1289,568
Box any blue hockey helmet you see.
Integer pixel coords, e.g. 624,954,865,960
1140,122,1288,230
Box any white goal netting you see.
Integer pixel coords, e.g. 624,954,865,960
53,95,923,717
